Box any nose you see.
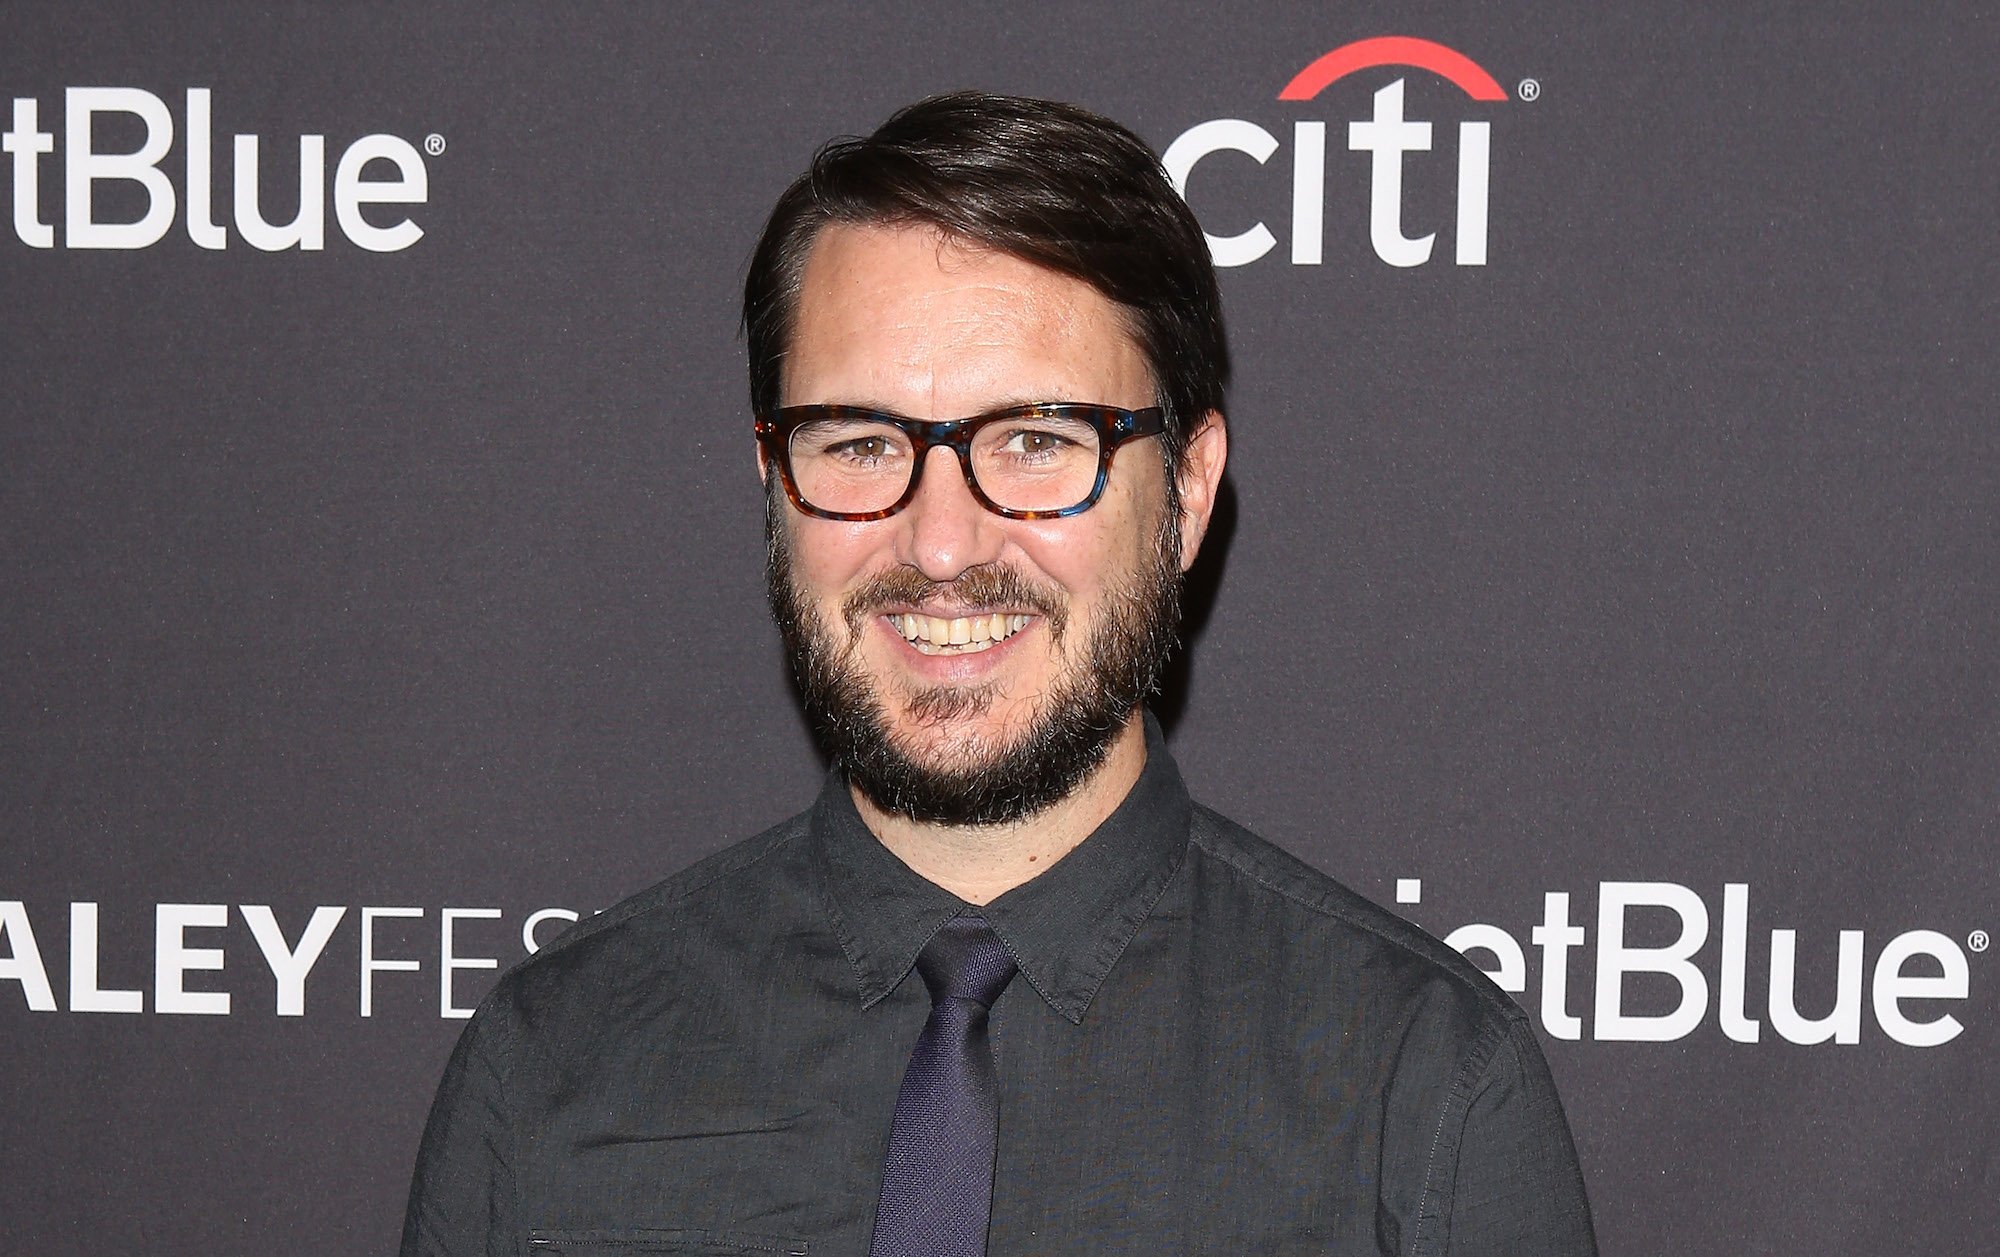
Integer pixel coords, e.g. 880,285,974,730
896,445,1005,582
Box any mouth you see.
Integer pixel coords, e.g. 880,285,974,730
886,611,1034,656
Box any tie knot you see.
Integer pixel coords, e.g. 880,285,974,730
915,914,1018,1008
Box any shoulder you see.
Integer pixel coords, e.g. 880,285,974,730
1182,803,1527,1037
541,812,812,955
1180,807,1592,1249
477,811,816,1025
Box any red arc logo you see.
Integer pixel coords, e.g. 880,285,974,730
1279,36,1507,102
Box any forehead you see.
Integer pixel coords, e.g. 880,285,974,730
782,222,1153,415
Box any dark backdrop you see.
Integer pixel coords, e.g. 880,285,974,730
3,5,1994,1253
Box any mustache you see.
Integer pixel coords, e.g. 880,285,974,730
841,565,1069,642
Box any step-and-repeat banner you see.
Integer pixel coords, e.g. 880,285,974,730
4,5,1994,1253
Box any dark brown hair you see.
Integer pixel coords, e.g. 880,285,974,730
742,91,1228,465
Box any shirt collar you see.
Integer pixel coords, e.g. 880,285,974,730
811,711,1192,1024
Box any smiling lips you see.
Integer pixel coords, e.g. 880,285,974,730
887,611,1033,655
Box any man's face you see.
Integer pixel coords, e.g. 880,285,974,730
765,223,1198,824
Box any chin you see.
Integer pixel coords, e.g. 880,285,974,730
885,702,1030,764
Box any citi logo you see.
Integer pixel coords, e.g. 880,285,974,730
2,88,433,252
1164,36,1513,268
1401,879,1984,1048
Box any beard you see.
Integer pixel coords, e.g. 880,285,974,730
765,485,1183,826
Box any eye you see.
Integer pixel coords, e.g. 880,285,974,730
790,418,911,466
830,435,895,460
998,426,1078,456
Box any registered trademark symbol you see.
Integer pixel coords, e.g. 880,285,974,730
425,133,447,156
1517,78,1541,102
1972,929,1991,953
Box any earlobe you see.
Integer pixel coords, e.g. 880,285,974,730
1176,411,1228,571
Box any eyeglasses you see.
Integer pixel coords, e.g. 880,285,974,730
755,402,1166,521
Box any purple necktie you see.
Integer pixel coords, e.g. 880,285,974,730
868,914,1019,1257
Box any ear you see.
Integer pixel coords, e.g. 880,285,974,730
1173,411,1228,572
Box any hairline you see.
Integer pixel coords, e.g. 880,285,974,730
764,211,1197,478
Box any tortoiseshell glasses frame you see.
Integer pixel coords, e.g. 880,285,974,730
754,402,1166,521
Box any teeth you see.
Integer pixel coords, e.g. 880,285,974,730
887,612,1035,654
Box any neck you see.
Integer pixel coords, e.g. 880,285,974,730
853,714,1149,905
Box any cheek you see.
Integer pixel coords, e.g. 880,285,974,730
788,517,888,599
1013,512,1142,602
1016,461,1166,593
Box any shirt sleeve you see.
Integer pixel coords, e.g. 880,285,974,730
1438,1016,1597,1256
400,997,522,1257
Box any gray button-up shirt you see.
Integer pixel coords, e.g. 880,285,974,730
403,717,1596,1255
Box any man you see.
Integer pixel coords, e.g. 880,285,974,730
403,92,1596,1256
